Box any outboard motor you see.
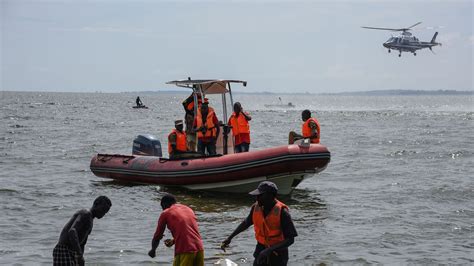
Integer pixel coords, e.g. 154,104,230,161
132,134,162,157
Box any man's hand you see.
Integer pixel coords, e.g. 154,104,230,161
256,248,273,264
220,238,231,252
148,249,156,258
164,239,174,247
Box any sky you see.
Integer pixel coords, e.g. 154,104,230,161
1,0,473,93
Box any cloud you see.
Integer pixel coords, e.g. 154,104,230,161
50,26,151,35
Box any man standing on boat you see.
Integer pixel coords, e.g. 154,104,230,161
182,92,202,152
288,109,320,144
136,96,143,107
193,101,219,156
228,102,252,153
53,196,112,266
168,120,187,159
221,181,297,266
149,193,204,266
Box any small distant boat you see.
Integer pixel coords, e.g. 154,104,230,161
133,105,148,109
264,102,295,108
264,97,295,108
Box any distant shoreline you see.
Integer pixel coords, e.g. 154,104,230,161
127,89,474,96
318,89,474,96
3,89,473,96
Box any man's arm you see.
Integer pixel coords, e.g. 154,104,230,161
148,214,166,258
221,207,253,251
309,121,319,139
242,111,252,121
168,133,177,151
214,114,220,139
148,237,161,258
182,94,194,113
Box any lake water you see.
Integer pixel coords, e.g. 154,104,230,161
1,91,473,264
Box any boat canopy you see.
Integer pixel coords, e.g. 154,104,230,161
165,78,247,155
166,79,247,95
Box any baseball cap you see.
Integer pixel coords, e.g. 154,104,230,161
249,181,278,196
174,120,183,125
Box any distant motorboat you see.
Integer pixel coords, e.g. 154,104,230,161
264,102,295,108
133,105,148,109
264,97,295,108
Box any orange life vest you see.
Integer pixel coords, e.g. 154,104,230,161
252,200,288,247
229,112,250,136
186,98,202,112
168,129,187,154
196,108,217,139
186,97,209,112
302,117,320,144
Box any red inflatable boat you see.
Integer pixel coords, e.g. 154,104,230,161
90,79,330,194
90,143,330,195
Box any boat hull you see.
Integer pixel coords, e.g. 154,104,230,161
90,144,330,195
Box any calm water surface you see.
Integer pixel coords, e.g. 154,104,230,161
1,91,473,264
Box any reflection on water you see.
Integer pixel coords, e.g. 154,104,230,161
93,179,328,214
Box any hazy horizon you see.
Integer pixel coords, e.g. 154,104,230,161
2,1,473,93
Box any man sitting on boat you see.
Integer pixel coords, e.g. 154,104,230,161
228,102,252,153
193,102,219,156
288,109,320,144
168,120,188,159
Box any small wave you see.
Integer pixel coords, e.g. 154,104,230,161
387,150,419,157
0,188,20,196
10,124,26,128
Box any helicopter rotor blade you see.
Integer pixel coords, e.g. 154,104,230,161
361,26,404,31
407,22,422,29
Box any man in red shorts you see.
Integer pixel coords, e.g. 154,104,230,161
148,193,204,266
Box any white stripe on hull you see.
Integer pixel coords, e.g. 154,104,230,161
182,173,309,195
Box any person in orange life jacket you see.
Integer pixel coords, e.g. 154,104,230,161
149,193,204,266
288,109,320,144
221,181,297,266
193,102,219,156
168,120,187,159
228,102,252,153
182,93,209,152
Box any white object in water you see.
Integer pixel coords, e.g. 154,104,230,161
214,258,238,266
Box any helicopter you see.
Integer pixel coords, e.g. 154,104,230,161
362,22,441,57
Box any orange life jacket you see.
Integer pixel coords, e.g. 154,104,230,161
196,108,217,139
186,97,208,112
186,98,202,112
302,117,320,144
168,129,187,154
229,112,250,136
252,200,287,247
